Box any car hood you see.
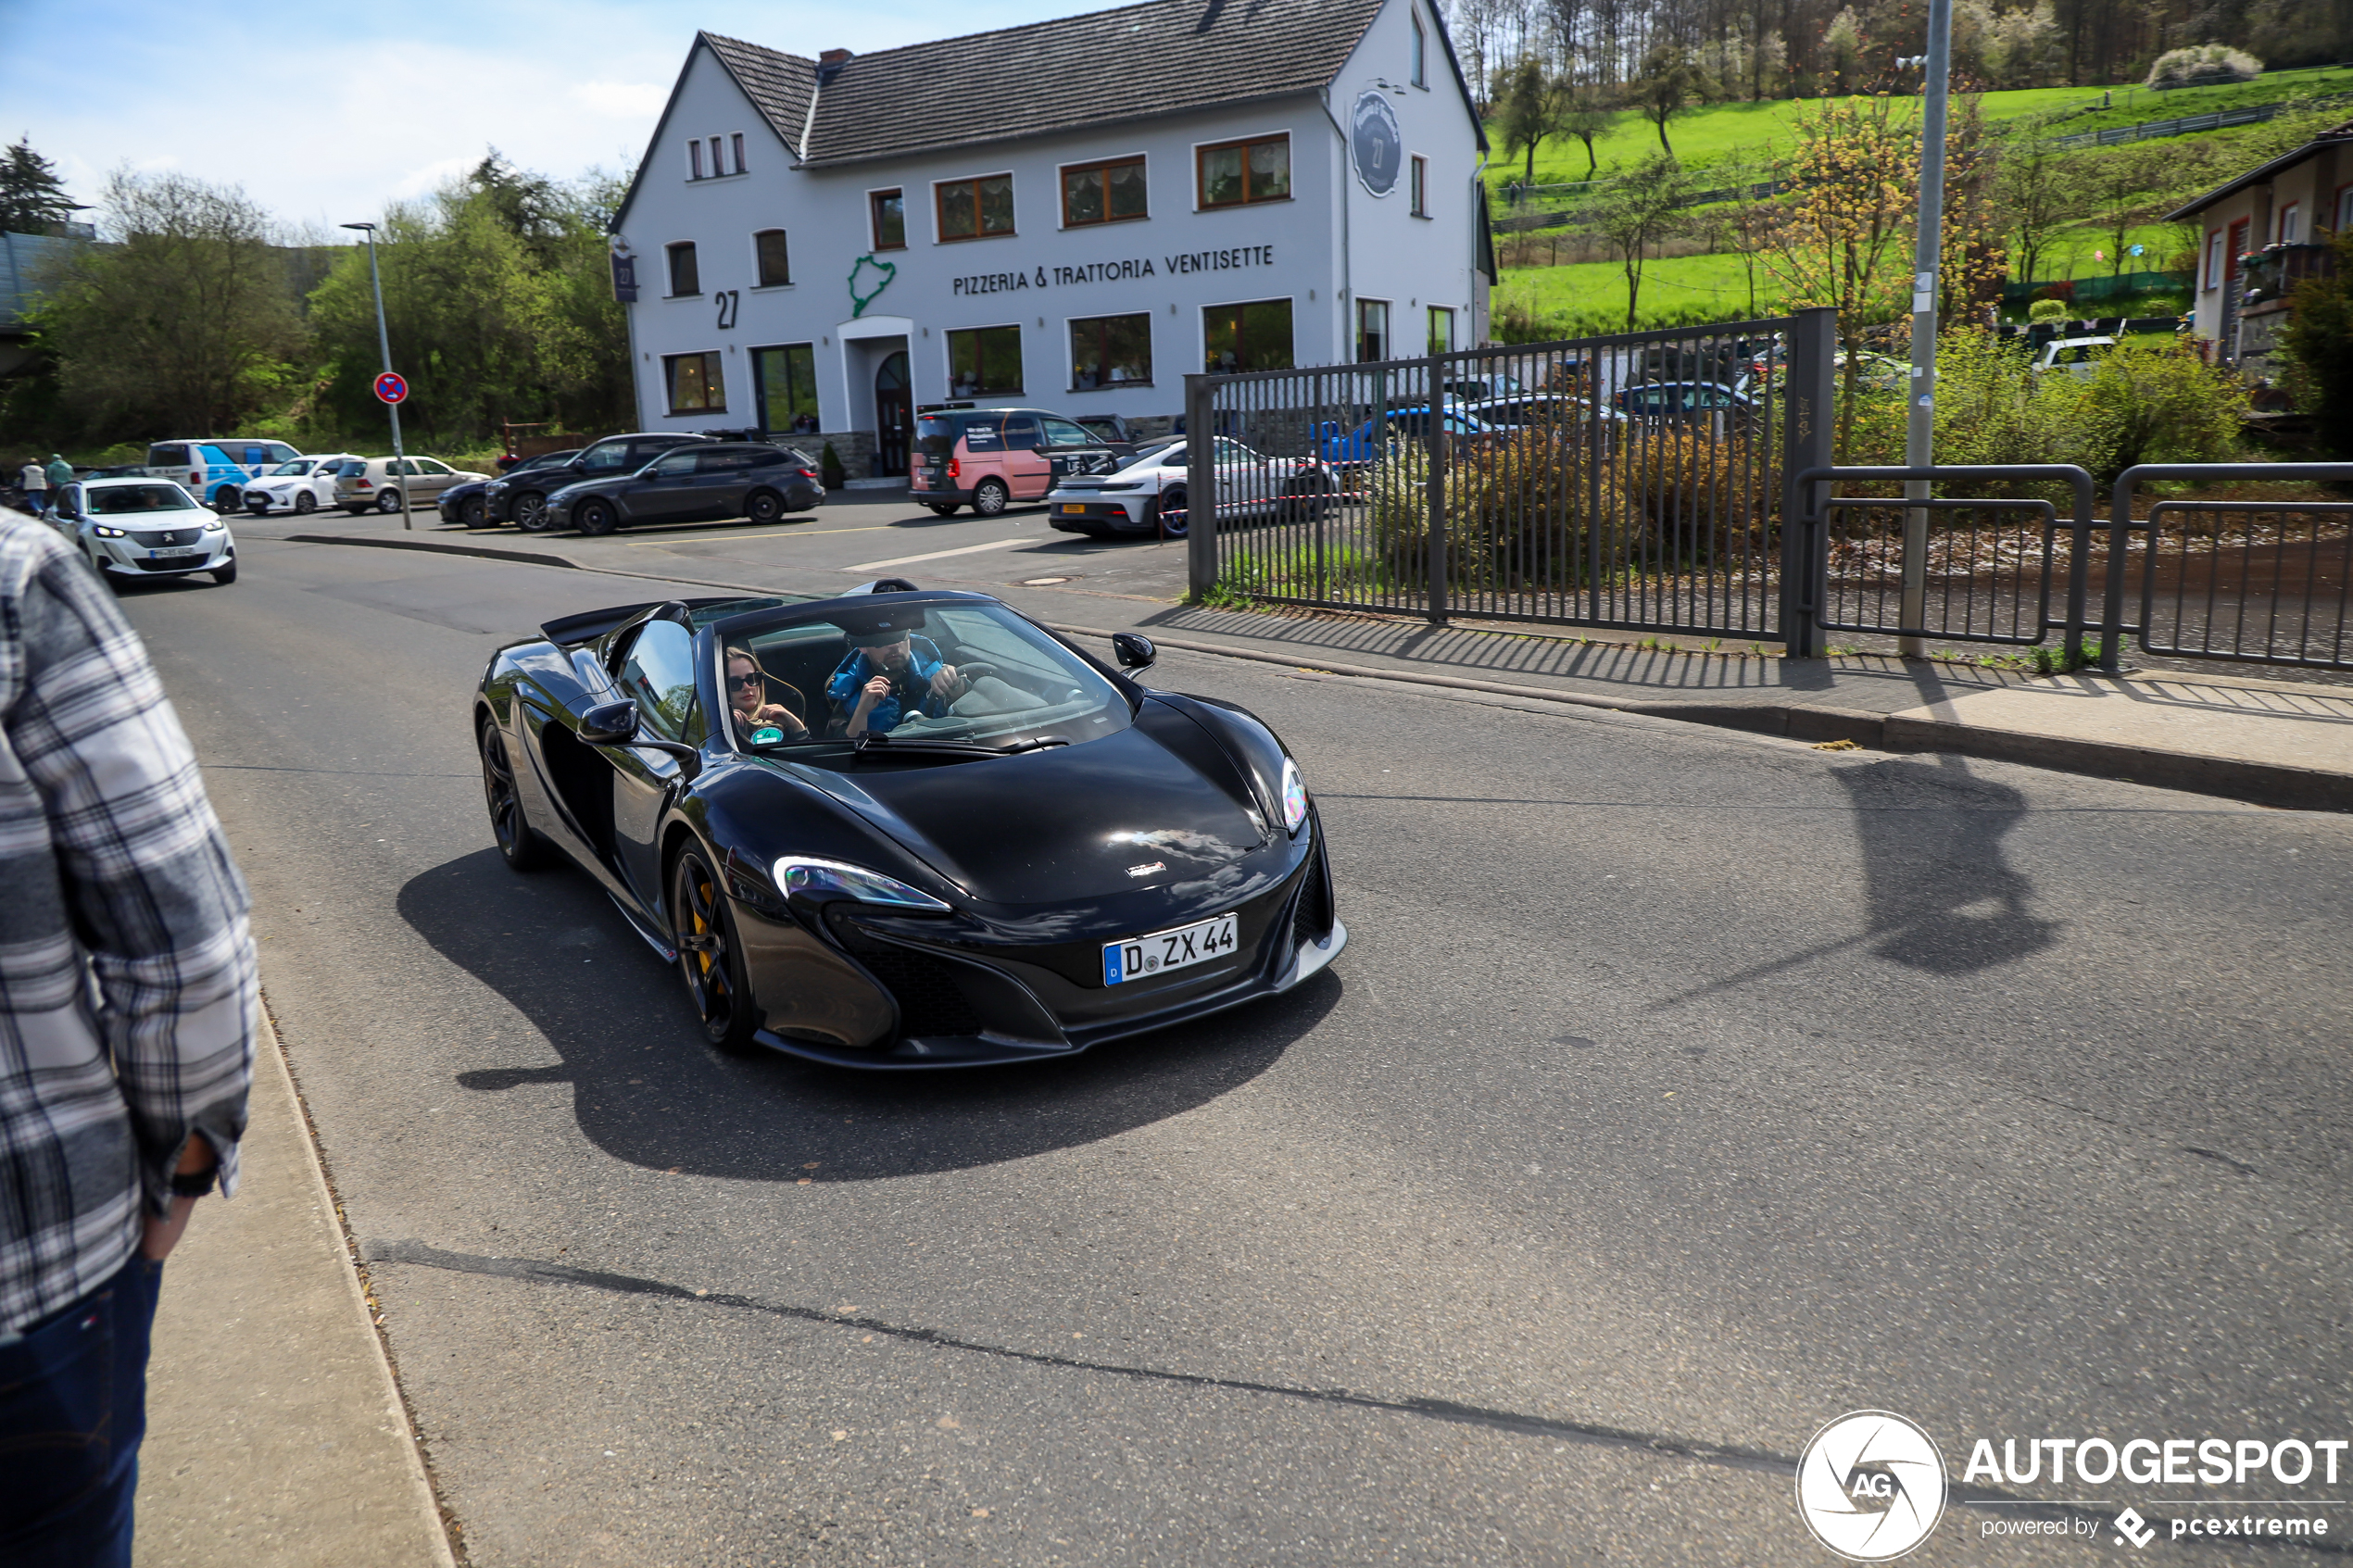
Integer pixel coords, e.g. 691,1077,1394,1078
801,724,1266,905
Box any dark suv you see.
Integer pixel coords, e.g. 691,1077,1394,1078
484,433,708,532
541,442,824,534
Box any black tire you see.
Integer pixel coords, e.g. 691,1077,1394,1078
212,488,243,514
574,498,618,536
458,495,487,529
478,720,549,871
1282,481,1329,523
1154,487,1189,539
672,847,761,1055
927,502,961,517
375,487,403,514
344,506,370,517
512,492,552,533
744,488,784,525
971,478,1011,517
294,491,317,515
210,559,236,585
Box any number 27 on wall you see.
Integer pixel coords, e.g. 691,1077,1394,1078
715,289,739,330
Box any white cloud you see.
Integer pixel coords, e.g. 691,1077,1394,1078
571,81,671,119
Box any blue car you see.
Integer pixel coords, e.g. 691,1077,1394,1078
1313,406,1494,468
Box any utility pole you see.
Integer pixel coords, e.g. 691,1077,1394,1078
1900,0,1954,658
340,220,412,532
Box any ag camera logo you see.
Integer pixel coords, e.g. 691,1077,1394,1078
1796,1411,1950,1561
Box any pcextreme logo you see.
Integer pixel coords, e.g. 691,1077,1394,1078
1796,1411,1951,1562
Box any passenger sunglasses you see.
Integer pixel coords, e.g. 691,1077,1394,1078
728,671,762,689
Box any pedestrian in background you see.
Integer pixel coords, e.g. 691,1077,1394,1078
44,453,73,497
19,458,49,517
0,508,257,1567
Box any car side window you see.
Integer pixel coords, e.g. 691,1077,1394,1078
698,450,754,473
1042,418,1093,449
650,450,700,478
1000,414,1044,450
615,620,702,744
579,445,631,473
962,419,1005,453
742,448,787,469
416,458,452,474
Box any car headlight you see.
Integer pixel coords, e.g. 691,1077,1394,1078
93,524,128,538
1279,758,1309,834
202,516,227,532
774,857,950,911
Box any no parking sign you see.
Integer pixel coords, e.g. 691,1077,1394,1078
373,370,409,405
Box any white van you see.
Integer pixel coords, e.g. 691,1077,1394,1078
2033,337,2116,379
143,438,301,513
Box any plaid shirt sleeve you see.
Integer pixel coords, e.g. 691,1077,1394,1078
0,517,255,1330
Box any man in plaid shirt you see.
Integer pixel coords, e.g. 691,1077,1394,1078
0,510,257,1564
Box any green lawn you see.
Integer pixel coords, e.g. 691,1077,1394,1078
1485,65,2353,193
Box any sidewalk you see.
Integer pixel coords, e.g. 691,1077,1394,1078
281,525,2353,811
136,1013,454,1568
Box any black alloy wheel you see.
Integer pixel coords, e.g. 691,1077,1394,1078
375,488,403,513
458,495,486,528
478,721,547,871
573,498,618,536
210,558,236,585
745,487,784,525
971,478,1011,517
512,492,551,532
1153,486,1188,539
294,491,316,514
927,503,960,517
671,848,760,1055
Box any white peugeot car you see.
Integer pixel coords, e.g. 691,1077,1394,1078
54,475,235,585
1044,435,1334,538
241,453,359,515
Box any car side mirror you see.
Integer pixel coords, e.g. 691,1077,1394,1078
1111,633,1156,671
580,700,640,745
635,464,661,480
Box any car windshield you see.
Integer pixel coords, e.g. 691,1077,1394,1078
89,483,197,514
718,599,1133,763
269,460,310,476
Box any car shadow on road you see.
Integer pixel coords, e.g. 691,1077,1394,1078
399,847,1336,1183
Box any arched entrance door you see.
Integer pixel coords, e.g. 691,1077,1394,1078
874,351,912,479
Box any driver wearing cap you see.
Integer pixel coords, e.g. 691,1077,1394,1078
827,621,968,737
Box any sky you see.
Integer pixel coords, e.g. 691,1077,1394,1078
0,0,1096,238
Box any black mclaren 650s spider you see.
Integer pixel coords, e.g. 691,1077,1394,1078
472,583,1343,1067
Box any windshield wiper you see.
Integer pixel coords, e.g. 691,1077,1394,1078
850,733,1073,759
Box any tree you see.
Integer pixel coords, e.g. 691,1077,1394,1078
1496,56,1556,182
1936,94,2009,321
34,169,306,437
0,139,78,232
1592,153,1691,328
2279,228,2353,458
1629,44,1713,158
1992,114,2082,289
1555,82,1616,180
2075,143,2170,280
1755,94,1919,452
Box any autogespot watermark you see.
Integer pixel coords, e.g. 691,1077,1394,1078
1796,1413,2345,1557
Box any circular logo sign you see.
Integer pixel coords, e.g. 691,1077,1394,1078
1350,89,1403,196
1795,1411,1948,1562
373,370,409,405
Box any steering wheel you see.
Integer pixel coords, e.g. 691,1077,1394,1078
953,661,999,684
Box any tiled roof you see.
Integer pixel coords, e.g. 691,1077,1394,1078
785,0,1389,169
2165,118,2353,220
700,31,818,157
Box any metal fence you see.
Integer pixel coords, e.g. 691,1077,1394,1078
1183,311,1826,641
2110,463,2353,671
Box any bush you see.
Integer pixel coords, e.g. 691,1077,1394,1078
2279,229,2353,458
2065,336,2246,477
2028,298,2070,323
2145,44,2260,90
821,441,847,488
1611,429,1768,566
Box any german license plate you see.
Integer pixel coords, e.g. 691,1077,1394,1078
1103,912,1239,985
149,547,200,558
1061,503,1088,514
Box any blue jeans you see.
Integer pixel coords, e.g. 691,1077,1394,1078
0,1255,165,1568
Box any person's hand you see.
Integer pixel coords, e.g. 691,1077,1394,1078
859,674,891,709
141,1140,216,1261
929,665,967,703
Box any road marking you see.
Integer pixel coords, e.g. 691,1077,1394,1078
844,536,1036,571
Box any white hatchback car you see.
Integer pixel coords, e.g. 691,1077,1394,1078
54,476,235,585
241,453,359,515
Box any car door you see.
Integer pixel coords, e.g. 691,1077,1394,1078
410,457,457,499
999,414,1052,498
623,447,705,523
606,616,701,914
686,448,755,521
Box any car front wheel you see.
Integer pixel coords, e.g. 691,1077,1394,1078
512,493,551,532
210,558,236,585
294,491,316,514
478,721,548,871
672,847,760,1055
458,495,486,528
744,487,784,525
971,478,1011,517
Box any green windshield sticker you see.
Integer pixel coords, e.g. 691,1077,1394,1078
751,726,785,745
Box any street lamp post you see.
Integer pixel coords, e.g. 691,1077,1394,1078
340,220,411,533
1899,0,1955,658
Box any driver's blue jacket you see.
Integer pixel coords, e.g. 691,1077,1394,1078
826,635,952,731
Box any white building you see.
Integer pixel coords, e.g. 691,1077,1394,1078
610,0,1491,479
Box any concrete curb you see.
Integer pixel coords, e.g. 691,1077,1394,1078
268,529,2348,812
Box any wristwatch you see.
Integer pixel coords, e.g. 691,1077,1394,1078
169,1165,219,1198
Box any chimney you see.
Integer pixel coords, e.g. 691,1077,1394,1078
817,48,851,84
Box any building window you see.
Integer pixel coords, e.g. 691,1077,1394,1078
871,190,905,251
937,174,1015,242
1198,135,1290,209
1410,157,1428,217
1203,298,1293,373
2204,230,2223,291
1063,157,1149,227
710,137,724,177
751,344,818,432
1428,307,1454,354
1069,313,1152,389
666,242,700,296
1356,299,1390,362
665,351,725,413
2339,184,2353,232
2278,202,2301,245
1412,11,1428,87
688,141,704,181
731,132,747,175
948,325,1024,396
754,230,790,287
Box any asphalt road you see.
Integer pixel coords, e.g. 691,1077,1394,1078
121,533,2353,1566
